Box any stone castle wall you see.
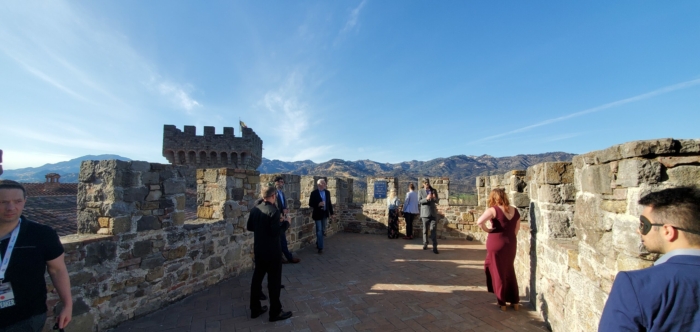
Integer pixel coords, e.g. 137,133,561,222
162,125,263,170
42,137,699,331
475,138,700,331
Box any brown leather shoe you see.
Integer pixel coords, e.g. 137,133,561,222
291,258,301,263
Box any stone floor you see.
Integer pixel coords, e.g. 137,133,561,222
112,233,549,332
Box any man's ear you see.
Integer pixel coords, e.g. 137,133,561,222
663,225,680,242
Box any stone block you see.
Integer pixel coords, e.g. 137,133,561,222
561,184,576,202
146,266,164,281
573,195,605,244
140,253,166,269
84,241,117,267
511,192,530,207
204,169,218,183
133,240,153,258
98,217,110,228
615,159,661,187
124,186,149,203
658,156,700,168
612,214,643,257
476,177,485,187
666,166,700,187
172,212,186,225
580,164,612,194
598,146,622,163
130,161,151,172
209,257,224,270
175,195,186,210
164,178,186,195
136,215,161,231
198,206,214,219
141,171,160,185
542,210,575,238
68,313,95,332
543,162,573,184
146,190,163,202
620,138,675,158
678,139,700,153
601,200,626,214
538,185,562,203
567,249,580,271
612,188,627,200
79,161,97,183
77,209,100,234
167,246,187,260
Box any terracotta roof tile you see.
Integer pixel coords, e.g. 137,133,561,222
23,183,78,197
22,196,77,236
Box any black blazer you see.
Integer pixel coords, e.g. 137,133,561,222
308,189,334,221
248,201,289,261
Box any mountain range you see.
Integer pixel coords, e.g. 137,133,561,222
1,152,575,193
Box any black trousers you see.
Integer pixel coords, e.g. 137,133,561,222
404,213,415,237
250,258,283,317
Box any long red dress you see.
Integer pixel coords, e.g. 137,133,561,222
484,206,520,305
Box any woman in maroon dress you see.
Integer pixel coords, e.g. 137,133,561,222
476,188,521,311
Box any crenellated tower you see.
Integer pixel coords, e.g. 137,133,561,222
162,125,263,170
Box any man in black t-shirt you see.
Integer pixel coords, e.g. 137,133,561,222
0,180,73,331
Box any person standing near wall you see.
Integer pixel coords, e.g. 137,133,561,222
273,176,300,264
599,186,700,331
476,188,521,311
248,186,293,322
419,178,440,254
309,179,334,254
387,189,400,239
0,180,73,331
402,183,419,240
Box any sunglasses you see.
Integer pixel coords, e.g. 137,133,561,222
639,215,700,236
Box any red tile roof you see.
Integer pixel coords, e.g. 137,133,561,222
23,183,78,197
23,196,77,236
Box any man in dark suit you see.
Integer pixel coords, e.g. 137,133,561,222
599,187,700,331
309,178,334,254
274,176,300,264
248,186,293,322
419,178,440,254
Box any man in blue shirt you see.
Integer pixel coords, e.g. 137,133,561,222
599,186,700,331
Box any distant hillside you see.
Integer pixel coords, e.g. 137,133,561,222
260,152,575,193
0,155,131,183
2,152,575,193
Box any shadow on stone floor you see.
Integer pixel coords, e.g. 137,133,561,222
111,232,547,332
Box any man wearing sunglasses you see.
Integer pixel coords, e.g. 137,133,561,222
599,186,700,331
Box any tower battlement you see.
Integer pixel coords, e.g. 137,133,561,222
162,124,263,170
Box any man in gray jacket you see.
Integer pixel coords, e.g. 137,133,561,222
419,178,440,254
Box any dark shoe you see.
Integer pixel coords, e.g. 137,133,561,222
433,248,439,254
251,305,268,318
423,245,428,250
259,293,267,301
318,249,323,254
280,284,285,289
269,310,293,322
281,259,289,264
291,258,301,263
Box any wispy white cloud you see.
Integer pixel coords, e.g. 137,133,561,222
472,78,700,144
340,0,367,34
157,82,201,113
261,70,311,144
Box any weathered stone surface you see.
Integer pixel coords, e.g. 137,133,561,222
678,139,700,154
580,164,612,194
132,240,152,258
601,200,626,214
612,214,643,257
615,159,661,187
68,312,96,332
538,184,562,203
197,206,214,219
658,156,700,168
140,253,165,269
511,192,530,207
98,217,110,228
136,216,161,231
616,254,653,272
209,257,224,270
543,162,573,185
541,210,575,238
597,145,621,163
619,138,675,158
573,194,604,244
167,246,187,260
666,166,700,187
163,178,186,195
85,241,117,267
146,266,164,281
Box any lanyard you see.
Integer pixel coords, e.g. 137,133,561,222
0,219,21,282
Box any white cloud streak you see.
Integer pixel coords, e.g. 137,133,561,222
340,0,367,34
472,78,700,143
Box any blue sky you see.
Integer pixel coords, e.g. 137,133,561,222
1,1,699,170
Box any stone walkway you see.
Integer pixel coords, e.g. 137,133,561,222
112,233,549,332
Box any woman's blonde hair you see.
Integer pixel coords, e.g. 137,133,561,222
487,188,511,212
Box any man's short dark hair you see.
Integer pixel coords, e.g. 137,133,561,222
0,180,26,198
262,186,277,199
273,176,284,183
639,186,700,245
